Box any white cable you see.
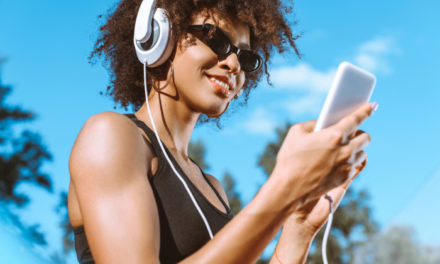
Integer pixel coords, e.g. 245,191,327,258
142,63,214,239
322,194,334,264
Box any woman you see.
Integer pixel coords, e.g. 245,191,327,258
68,0,376,263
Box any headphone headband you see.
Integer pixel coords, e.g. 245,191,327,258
134,0,157,43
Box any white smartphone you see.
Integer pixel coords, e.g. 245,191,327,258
314,62,376,132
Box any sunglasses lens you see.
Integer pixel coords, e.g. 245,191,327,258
189,24,262,72
239,51,261,72
206,31,231,57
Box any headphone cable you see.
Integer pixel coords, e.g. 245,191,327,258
142,63,214,239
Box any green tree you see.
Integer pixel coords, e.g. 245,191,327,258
0,60,53,245
221,171,242,215
354,225,440,264
57,191,74,254
188,139,210,170
257,122,377,264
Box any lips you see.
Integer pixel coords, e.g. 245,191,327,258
209,77,230,91
205,73,234,98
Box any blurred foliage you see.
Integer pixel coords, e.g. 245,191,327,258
256,259,270,264
257,122,378,264
353,226,440,264
0,60,52,246
307,188,377,264
221,171,242,216
57,191,74,254
188,139,209,170
0,203,47,245
354,225,440,264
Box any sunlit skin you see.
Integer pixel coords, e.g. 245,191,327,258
68,8,374,264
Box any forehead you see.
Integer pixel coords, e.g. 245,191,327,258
190,9,251,49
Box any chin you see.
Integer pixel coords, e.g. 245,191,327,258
195,100,229,117
190,91,229,115
199,104,226,116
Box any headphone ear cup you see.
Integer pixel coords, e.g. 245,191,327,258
134,6,174,67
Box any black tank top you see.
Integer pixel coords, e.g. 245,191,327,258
73,113,233,264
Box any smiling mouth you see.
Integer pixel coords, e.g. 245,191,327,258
205,74,234,98
205,75,233,98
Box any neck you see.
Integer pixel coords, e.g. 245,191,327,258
135,90,200,157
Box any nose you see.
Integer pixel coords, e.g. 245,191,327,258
218,52,241,73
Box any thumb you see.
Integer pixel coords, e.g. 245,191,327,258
299,120,317,133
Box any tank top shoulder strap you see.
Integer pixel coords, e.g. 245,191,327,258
123,113,231,214
123,113,165,157
193,159,231,214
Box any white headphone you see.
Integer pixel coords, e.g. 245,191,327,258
134,0,242,99
134,0,174,67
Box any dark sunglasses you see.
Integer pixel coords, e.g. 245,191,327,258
188,24,262,73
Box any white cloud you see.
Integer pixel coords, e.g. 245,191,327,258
355,54,380,72
354,36,398,74
283,93,326,116
270,63,336,92
271,36,398,93
266,36,399,117
242,108,278,136
225,36,400,139
269,63,336,116
359,37,393,54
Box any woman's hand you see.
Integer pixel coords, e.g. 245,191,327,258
269,101,376,264
291,156,367,234
272,102,376,215
270,160,367,264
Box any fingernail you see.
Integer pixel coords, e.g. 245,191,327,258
370,102,379,113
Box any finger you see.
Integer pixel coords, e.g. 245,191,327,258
288,120,316,137
326,186,347,210
350,156,368,182
327,156,367,209
349,129,365,141
296,197,320,214
322,164,352,192
299,120,317,133
334,102,377,136
336,132,370,165
347,131,371,155
352,151,367,167
348,151,367,179
338,155,368,192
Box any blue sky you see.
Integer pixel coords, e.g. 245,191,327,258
1,0,439,262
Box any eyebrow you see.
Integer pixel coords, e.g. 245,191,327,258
238,42,251,50
222,29,251,50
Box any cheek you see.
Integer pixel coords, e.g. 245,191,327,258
174,43,218,73
236,72,246,92
172,47,217,93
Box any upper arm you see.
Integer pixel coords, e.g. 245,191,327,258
205,173,230,208
69,112,159,264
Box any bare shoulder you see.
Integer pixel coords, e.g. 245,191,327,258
68,111,160,262
205,173,229,206
69,111,152,186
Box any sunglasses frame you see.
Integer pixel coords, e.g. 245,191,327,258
188,24,262,73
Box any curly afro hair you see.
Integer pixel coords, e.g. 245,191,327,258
90,0,301,116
